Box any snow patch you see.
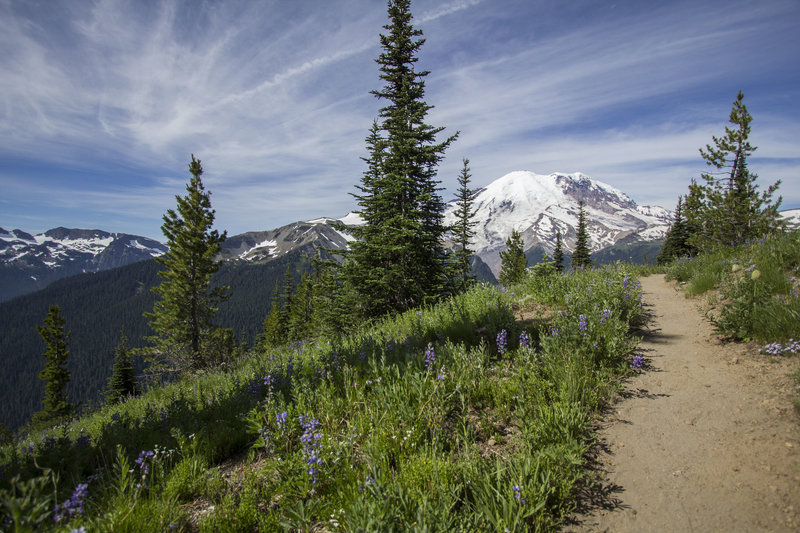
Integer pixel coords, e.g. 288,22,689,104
338,212,365,226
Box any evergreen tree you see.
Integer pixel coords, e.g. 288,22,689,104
498,230,527,286
688,91,783,250
657,197,692,265
144,155,229,373
450,158,478,292
106,330,139,404
33,305,74,426
344,0,457,317
310,256,356,339
572,201,593,269
553,231,565,273
287,272,314,342
261,279,287,349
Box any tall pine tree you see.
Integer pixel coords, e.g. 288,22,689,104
553,231,565,273
689,91,783,250
449,158,478,292
33,305,75,426
498,230,527,286
144,155,229,373
344,0,457,317
571,201,592,269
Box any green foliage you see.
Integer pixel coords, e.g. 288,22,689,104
144,155,230,374
343,0,457,318
657,197,693,265
0,472,56,532
666,230,800,342
571,201,592,269
499,230,527,286
106,331,140,405
449,158,478,293
553,232,565,272
685,91,784,252
33,305,75,427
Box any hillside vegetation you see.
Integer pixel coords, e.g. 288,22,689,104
0,263,645,531
665,230,800,346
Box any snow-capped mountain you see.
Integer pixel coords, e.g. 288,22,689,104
444,171,672,273
218,218,354,262
0,227,167,302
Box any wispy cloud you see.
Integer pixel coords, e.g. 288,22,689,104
1,0,798,239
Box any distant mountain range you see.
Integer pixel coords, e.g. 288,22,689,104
6,171,799,302
0,170,675,302
0,228,167,302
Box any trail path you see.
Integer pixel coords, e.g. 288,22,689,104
568,274,800,532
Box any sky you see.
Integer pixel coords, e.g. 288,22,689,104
1,0,798,241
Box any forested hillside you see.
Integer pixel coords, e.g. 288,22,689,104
0,253,313,431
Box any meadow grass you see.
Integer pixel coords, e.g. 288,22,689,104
1,264,645,532
665,231,800,343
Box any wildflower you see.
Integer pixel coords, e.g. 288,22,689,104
276,411,288,427
437,367,446,382
110,411,121,422
512,484,527,505
578,314,588,335
600,308,612,324
550,327,560,337
496,329,508,355
631,354,643,370
299,415,324,484
519,331,530,348
424,343,436,370
135,450,155,475
54,483,88,522
75,434,91,449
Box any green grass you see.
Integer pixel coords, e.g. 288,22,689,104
665,230,800,343
1,264,646,532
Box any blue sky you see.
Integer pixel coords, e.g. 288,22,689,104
1,0,798,241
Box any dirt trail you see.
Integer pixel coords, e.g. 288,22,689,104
568,274,800,532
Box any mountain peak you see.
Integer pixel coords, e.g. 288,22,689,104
445,170,671,274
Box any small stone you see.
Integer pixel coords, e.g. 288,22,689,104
786,442,794,448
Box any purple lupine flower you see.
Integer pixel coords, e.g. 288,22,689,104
276,411,288,428
600,308,611,324
54,483,88,522
299,415,324,484
578,314,588,335
436,367,446,382
496,329,508,355
550,327,560,337
512,485,527,505
519,331,530,349
135,450,155,475
424,343,436,370
631,354,643,370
